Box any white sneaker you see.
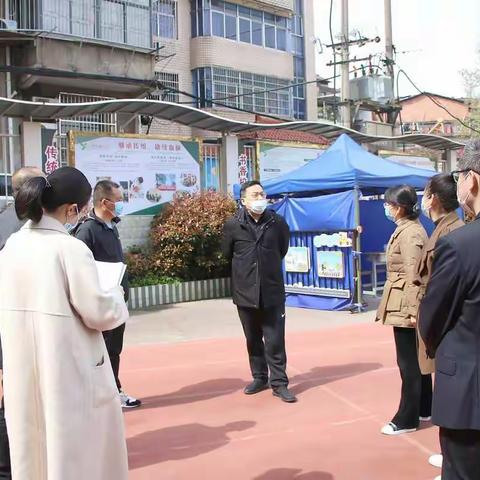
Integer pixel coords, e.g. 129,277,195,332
119,391,142,408
419,415,432,422
429,454,443,468
381,422,417,435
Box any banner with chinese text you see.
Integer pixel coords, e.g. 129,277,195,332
72,134,200,215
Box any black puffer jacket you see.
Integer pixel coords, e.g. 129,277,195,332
222,208,290,309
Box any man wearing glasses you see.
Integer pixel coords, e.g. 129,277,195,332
419,139,480,480
222,181,297,403
74,180,141,409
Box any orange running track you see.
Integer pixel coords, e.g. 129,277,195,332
122,321,440,480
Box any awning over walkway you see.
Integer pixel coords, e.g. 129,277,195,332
0,97,465,150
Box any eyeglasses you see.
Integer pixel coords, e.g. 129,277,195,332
452,169,480,183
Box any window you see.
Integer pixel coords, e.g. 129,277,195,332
264,24,275,48
153,0,178,39
191,0,290,52
148,72,180,103
225,14,237,40
193,67,293,117
39,0,153,48
239,18,251,43
252,21,262,45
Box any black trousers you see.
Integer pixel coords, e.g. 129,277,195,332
440,427,480,480
391,327,432,428
103,323,126,391
0,401,10,479
237,305,288,389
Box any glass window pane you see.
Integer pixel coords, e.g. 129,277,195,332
265,24,275,48
100,1,124,44
252,21,262,45
294,16,303,35
225,14,236,40
225,2,237,14
238,6,250,17
276,28,286,51
203,8,211,34
251,9,263,20
212,11,225,36
127,5,150,46
264,12,274,23
211,0,224,11
276,16,287,27
294,57,305,77
239,18,251,43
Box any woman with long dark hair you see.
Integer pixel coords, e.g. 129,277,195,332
0,167,128,480
376,185,431,435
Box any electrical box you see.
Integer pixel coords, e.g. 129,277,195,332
349,76,393,104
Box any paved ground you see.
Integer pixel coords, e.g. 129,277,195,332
122,298,440,480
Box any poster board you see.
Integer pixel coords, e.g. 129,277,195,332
69,132,200,215
317,251,345,279
258,141,326,181
285,247,310,273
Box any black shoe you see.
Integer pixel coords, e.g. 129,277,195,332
244,379,269,395
272,386,297,403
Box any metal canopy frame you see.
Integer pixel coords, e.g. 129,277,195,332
0,97,465,151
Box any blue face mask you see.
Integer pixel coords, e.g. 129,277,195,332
64,205,79,233
384,205,396,223
114,201,124,217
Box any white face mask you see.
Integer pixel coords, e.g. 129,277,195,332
457,172,475,216
64,205,79,233
421,196,432,219
248,199,268,214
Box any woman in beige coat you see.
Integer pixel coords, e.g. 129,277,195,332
0,167,129,480
376,185,431,436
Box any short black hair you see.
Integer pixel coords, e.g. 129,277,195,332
93,180,120,206
384,184,420,220
426,173,459,213
240,180,263,198
15,167,92,223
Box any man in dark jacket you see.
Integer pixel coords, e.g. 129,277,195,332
74,180,141,409
419,139,480,480
222,180,296,403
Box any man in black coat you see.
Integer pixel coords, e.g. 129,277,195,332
419,139,480,480
222,180,296,403
74,180,141,409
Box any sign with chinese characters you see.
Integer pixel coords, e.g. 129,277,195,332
313,232,352,248
258,142,326,181
41,124,59,174
71,134,200,215
238,154,248,184
285,247,310,273
317,251,345,278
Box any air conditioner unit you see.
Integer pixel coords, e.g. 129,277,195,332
0,19,17,31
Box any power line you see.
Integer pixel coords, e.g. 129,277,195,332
396,68,480,136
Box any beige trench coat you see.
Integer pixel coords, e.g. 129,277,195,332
414,211,464,374
376,218,427,327
0,216,129,480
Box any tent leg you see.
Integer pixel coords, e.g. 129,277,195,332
350,187,366,314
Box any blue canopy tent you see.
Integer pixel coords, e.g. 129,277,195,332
262,133,434,196
248,134,434,311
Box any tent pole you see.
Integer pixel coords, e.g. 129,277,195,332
352,186,365,313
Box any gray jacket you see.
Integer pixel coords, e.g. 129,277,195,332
0,204,25,251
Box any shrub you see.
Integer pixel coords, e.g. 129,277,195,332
149,191,236,280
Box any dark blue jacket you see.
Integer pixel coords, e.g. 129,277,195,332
419,215,480,430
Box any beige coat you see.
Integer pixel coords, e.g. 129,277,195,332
413,211,464,374
0,216,129,480
376,218,427,327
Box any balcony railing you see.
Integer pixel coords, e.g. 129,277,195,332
7,0,155,49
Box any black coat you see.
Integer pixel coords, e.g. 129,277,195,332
73,211,129,301
222,208,290,309
419,216,480,430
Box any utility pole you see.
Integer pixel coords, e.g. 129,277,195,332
340,0,351,128
384,0,394,96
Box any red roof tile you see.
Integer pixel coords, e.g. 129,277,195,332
238,129,329,145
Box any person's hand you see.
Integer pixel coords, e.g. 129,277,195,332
410,316,417,326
